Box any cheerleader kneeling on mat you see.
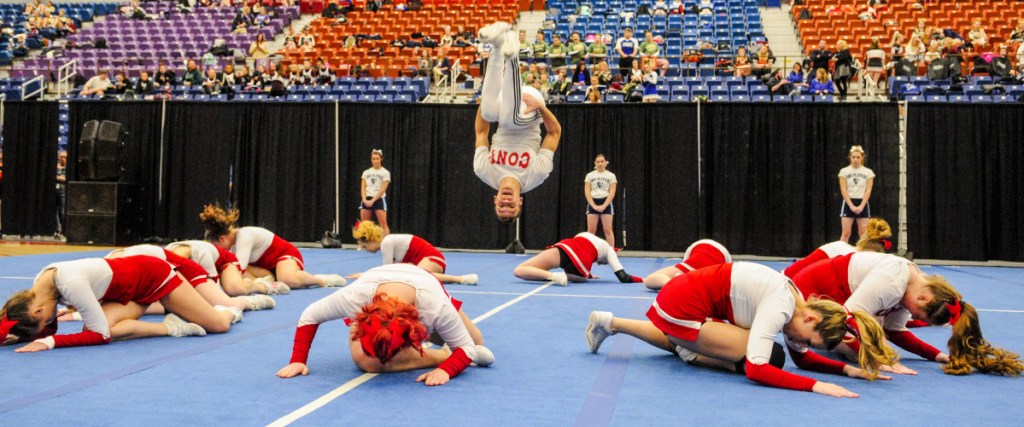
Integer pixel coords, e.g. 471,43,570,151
166,239,291,296
643,239,732,291
512,232,643,286
350,220,478,285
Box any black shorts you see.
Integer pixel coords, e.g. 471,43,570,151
359,197,387,211
840,198,870,218
557,247,585,277
586,197,614,215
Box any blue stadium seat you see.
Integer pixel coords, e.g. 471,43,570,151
815,95,834,103
358,94,377,102
772,95,791,102
605,93,624,103
752,94,771,102
669,94,690,102
969,95,992,103
926,95,947,102
567,93,586,103
729,94,750,102
341,94,358,102
792,94,813,102
947,94,968,103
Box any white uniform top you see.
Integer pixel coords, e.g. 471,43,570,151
232,226,275,270
729,262,808,365
361,167,391,198
380,234,413,265
35,259,117,341
296,263,476,360
584,170,617,199
109,244,164,259
166,240,222,276
838,165,875,199
820,241,856,258
474,139,554,193
846,252,913,331
576,232,624,272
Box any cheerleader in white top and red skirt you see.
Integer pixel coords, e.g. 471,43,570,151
350,221,478,285
586,262,899,397
513,232,644,286
1,256,239,352
200,204,346,292
783,217,893,279
643,239,732,290
166,240,290,296
276,264,495,386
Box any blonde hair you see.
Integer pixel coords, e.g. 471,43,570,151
922,276,1024,376
807,297,899,380
837,39,849,50
200,203,239,241
815,68,829,82
856,217,892,252
352,220,384,243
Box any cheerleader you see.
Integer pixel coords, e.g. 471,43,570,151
474,21,563,222
643,239,732,290
200,204,347,291
791,252,1023,376
584,154,617,248
360,149,391,237
839,146,875,243
587,262,898,397
783,217,892,279
165,240,291,296
512,232,644,286
1,256,238,352
106,245,275,314
350,221,478,285
276,264,495,386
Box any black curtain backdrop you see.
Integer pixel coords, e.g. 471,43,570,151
701,103,900,257
907,104,1024,261
2,101,60,235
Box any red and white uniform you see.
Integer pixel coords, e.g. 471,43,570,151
115,245,210,287
166,240,241,279
674,239,732,273
473,135,554,194
232,226,304,271
791,252,941,360
33,256,184,349
551,232,623,278
783,241,855,279
648,262,848,392
288,264,477,378
379,234,446,271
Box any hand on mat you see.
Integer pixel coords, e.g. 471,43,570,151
346,273,362,280
879,362,917,375
812,382,859,398
844,365,892,381
416,368,451,386
14,342,49,353
276,362,309,378
935,353,950,364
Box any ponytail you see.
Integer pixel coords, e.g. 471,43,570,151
1,290,41,344
199,203,239,241
352,220,384,243
856,217,893,252
848,310,900,380
923,275,1024,376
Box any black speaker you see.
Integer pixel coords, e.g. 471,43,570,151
94,120,127,181
66,182,146,246
77,120,100,181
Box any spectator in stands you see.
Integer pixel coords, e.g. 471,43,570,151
135,71,156,94
366,0,383,12
833,39,853,99
587,35,609,65
623,58,644,94
889,32,904,66
615,28,638,76
314,58,333,85
586,76,603,103
549,69,572,102
809,67,835,95
1010,18,1024,42
220,64,237,89
787,62,808,92
322,0,343,18
572,61,591,86
80,70,112,96
967,18,987,49
299,28,316,51
638,30,668,76
288,63,304,87
863,38,886,95
439,26,453,48
203,68,223,95
110,72,130,95
858,4,877,21
698,0,714,16
752,44,776,77
453,26,474,47
416,49,433,77
568,32,588,66
518,30,532,61
54,149,66,239
652,0,670,17
912,19,927,41
548,34,569,70
734,46,752,77
533,32,549,64
523,62,539,82
282,26,297,51
641,63,659,102
594,60,612,85
246,66,265,91
1017,41,1024,65
763,68,794,96
923,42,941,64
249,33,270,60
906,35,926,65
182,60,203,87
235,65,250,87
232,6,252,34
155,63,176,87
809,40,833,73
432,48,451,87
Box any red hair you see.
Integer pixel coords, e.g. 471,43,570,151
351,294,429,365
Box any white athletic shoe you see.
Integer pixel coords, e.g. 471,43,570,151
238,294,276,311
501,28,520,58
316,274,347,288
586,311,613,353
473,345,495,367
551,272,568,286
459,274,479,286
477,21,511,44
164,313,207,338
675,345,699,363
265,281,291,295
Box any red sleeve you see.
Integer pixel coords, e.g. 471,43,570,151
289,324,320,364
53,330,110,348
886,330,941,361
745,359,817,392
437,347,473,378
787,346,847,376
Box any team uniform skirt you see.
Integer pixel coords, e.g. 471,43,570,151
840,198,870,218
550,236,599,278
585,197,614,215
646,264,734,342
403,236,447,272
252,236,305,271
104,256,187,306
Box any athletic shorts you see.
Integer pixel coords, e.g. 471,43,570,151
840,198,870,218
557,246,586,277
586,197,614,215
252,235,305,271
359,197,387,211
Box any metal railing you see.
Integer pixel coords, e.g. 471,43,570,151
21,74,46,100
57,59,78,97
426,59,461,103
